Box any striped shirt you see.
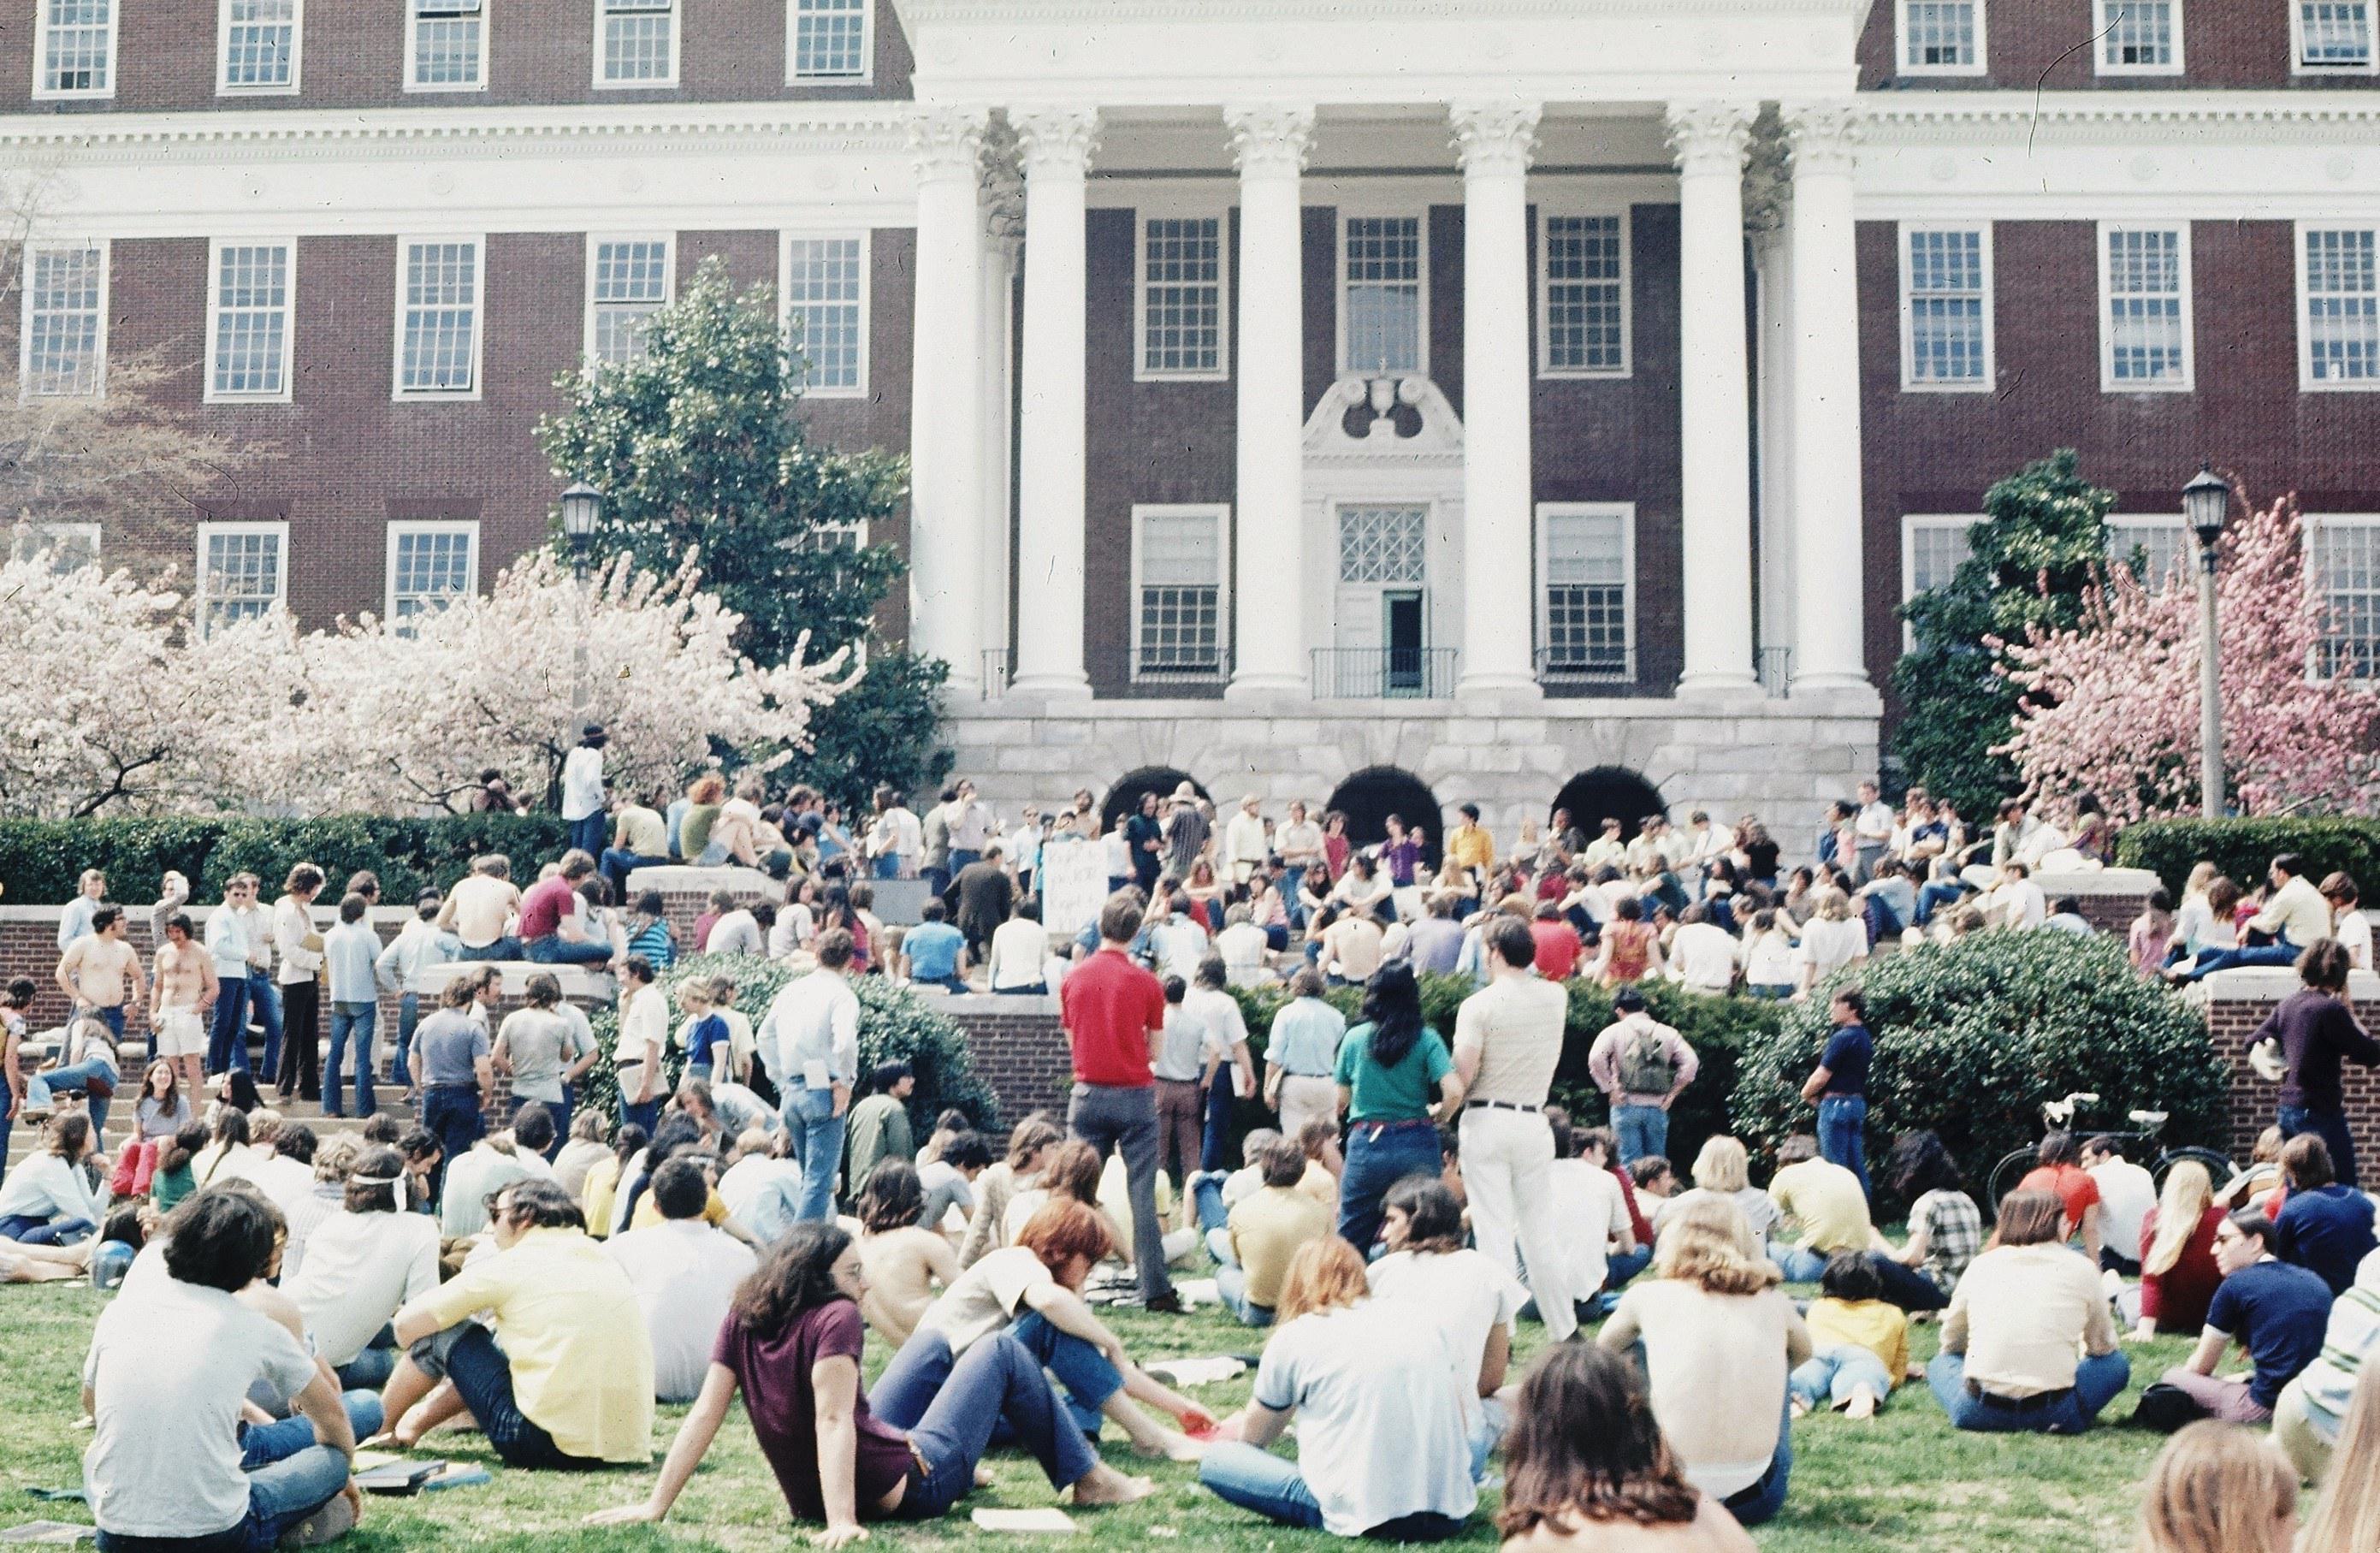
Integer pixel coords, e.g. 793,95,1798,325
2292,1251,2380,1442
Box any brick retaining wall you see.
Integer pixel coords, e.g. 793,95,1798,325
2195,966,2380,1169
2033,868,2159,936
935,993,1074,1126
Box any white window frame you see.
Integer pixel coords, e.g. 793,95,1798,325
193,520,289,638
2092,0,2183,74
2098,222,2195,394
1900,513,1983,648
1536,206,1631,380
18,240,109,401
32,0,118,99
2105,513,2193,590
1533,501,1637,676
1897,222,1995,393
203,238,296,406
2293,1,2377,74
2308,512,2380,684
583,233,675,366
215,0,302,95
1133,207,1230,384
404,0,488,92
2296,222,2380,392
1335,208,1430,379
1897,0,1986,74
779,229,869,400
786,0,873,83
592,0,678,88
36,521,99,571
384,519,480,630
1129,502,1231,684
391,236,486,402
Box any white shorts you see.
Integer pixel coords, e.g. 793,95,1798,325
154,1006,206,1058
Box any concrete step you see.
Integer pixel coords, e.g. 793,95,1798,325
6,1078,420,1165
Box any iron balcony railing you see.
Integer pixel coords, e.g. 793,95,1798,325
1309,646,1459,700
1534,646,1637,694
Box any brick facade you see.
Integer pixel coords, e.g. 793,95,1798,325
1857,0,2380,91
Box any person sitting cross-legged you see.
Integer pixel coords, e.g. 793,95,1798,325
1927,1188,2131,1434
1209,1133,1331,1328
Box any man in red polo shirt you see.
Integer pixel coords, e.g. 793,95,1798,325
1060,891,1180,1313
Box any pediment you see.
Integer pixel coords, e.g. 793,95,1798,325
1301,375,1465,466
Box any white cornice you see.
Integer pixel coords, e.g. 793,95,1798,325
1859,89,2380,142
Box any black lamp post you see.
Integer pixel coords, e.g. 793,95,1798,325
2182,464,2230,819
559,480,604,584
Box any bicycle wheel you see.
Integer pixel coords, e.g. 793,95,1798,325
2155,1147,2235,1192
1986,1147,2037,1211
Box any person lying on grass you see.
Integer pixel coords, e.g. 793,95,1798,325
587,1218,1154,1545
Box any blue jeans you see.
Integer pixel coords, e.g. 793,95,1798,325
525,935,612,966
2178,940,2301,981
1201,1067,1236,1172
1611,1105,1669,1166
455,939,523,963
1200,1443,1467,1540
1791,1346,1895,1411
567,811,607,859
2279,1104,2361,1188
239,1394,382,1472
1773,1244,1832,1283
1214,1263,1275,1327
950,849,981,876
782,1087,847,1222
324,1002,376,1117
207,975,251,1076
1927,1349,2132,1433
880,1331,1101,1515
419,1084,484,1204
246,975,283,1082
619,1095,661,1138
390,993,418,1087
1604,1245,1652,1291
438,1324,599,1468
875,1315,1121,1443
1190,1172,1228,1234
873,854,901,880
1337,1117,1443,1255
98,1404,364,1553
0,1087,11,1195
1915,879,1964,927
37,1058,115,1134
1818,1094,1870,1200
600,849,670,901
0,1213,93,1244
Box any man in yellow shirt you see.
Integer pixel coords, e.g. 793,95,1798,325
1446,803,1495,876
1767,1135,1874,1283
1211,1138,1332,1326
382,1178,654,1467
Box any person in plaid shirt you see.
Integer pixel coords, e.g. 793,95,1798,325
1871,1131,1982,1313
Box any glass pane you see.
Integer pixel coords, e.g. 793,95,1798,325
2104,0,2172,65
2318,521,2380,679
1907,228,1987,383
1908,520,1976,596
400,241,478,393
411,9,482,83
44,0,113,92
222,0,295,86
1904,0,1976,65
26,246,104,397
787,237,863,389
793,0,867,76
2107,229,2187,382
1343,217,1422,375
2302,1,2373,63
602,8,672,80
1338,506,1427,584
394,529,474,631
2307,229,2380,383
212,243,289,396
1544,216,1624,372
1141,217,1221,376
203,531,281,632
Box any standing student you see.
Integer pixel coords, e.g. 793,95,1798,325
2257,940,2380,1187
321,895,381,1120
146,913,216,1101
1059,892,1179,1313
561,722,611,859
204,878,260,1077
373,892,457,1094
757,928,861,1223
1264,966,1346,1147
271,866,326,1102
613,956,668,1135
1151,974,1220,1199
1585,987,1697,1166
407,969,497,1206
1799,987,1874,1200
493,974,597,1153
1333,962,1463,1256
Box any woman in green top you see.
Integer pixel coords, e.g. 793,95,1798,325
1331,962,1465,1255
678,773,725,863
149,1120,207,1212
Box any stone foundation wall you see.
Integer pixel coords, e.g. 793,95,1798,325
2196,967,2380,1169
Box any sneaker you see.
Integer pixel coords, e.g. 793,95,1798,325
278,1491,356,1548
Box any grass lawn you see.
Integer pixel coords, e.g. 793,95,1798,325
0,1282,2195,1551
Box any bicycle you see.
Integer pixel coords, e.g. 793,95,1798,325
1984,1092,2235,1209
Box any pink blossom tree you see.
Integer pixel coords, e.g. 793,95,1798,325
1996,490,2379,821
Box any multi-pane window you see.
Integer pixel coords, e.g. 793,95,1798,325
2299,1,2375,68
1902,226,1992,388
588,239,670,365
219,0,298,91
1341,216,1423,376
598,0,675,84
388,523,478,632
1902,516,1979,644
2096,0,2178,70
207,242,293,401
784,235,865,394
408,0,484,88
2304,227,2380,388
791,0,868,78
36,0,115,96
1134,507,1225,679
1541,214,1628,376
34,524,98,572
1338,506,1428,584
21,246,106,399
1540,507,1632,677
2313,517,2380,680
2106,518,2191,588
395,240,482,398
1139,216,1223,379
1900,0,1982,70
2101,225,2193,390
197,525,286,637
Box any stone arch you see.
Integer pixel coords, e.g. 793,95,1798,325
1325,765,1445,868
1551,767,1669,844
1099,767,1208,834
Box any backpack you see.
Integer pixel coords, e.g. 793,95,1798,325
1616,1021,1678,1096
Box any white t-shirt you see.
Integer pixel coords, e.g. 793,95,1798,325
84,1274,317,1538
1216,922,1271,986
916,1244,1053,1355
605,1219,759,1402
1152,1005,1218,1083
1743,931,1798,988
1668,922,1739,991
1797,916,1868,979
286,1208,441,1366
1251,1299,1479,1537
2089,1158,2157,1262
1149,917,1209,981
1365,1247,1525,1420
2337,910,2374,971
1545,1158,1630,1295
987,918,1051,990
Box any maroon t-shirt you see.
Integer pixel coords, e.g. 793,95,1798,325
711,1298,914,1524
516,875,577,942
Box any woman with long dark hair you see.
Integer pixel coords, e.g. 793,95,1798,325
588,1220,1153,1541
1872,1129,1981,1312
1332,961,1463,1254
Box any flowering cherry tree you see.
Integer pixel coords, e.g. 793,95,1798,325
1997,492,2379,821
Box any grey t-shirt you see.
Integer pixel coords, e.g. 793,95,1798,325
411,1008,491,1088
496,1006,588,1104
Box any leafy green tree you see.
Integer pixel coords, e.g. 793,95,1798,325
536,258,951,811
1891,448,2117,818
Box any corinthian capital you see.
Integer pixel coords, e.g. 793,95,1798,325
1780,99,1864,176
1224,104,1317,178
1448,101,1542,176
909,105,989,182
1664,101,1757,176
1012,107,1102,177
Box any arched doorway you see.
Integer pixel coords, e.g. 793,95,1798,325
1100,767,1208,834
1325,766,1444,867
1551,767,1668,844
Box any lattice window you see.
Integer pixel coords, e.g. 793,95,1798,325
792,0,867,77
589,239,669,365
222,0,297,88
1135,509,1223,673
1902,0,1980,68
2316,518,2380,680
2099,0,2176,68
2104,227,2190,388
1140,216,1222,377
786,236,864,392
2300,1,2373,67
1904,517,1977,602
1542,509,1631,672
1542,215,1625,375
24,246,105,398
39,0,113,94
210,243,290,400
410,0,483,86
1342,216,1422,375
389,524,477,632
1904,227,1989,386
2107,519,2191,589
399,240,480,396
600,0,672,82
2306,228,2379,384
1338,506,1427,585
198,526,285,636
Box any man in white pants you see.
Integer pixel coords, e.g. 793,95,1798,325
1451,916,1577,1340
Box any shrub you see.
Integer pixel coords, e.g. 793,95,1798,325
0,815,570,905
2115,816,2380,899
1727,928,2229,1212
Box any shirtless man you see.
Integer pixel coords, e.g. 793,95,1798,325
149,913,219,1096
438,855,524,960
56,904,146,1052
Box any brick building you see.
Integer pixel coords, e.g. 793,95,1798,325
4,0,2378,840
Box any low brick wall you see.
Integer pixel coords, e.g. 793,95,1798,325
2034,867,2160,935
935,993,1074,1126
2194,965,2380,1168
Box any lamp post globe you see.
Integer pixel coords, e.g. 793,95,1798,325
559,480,605,580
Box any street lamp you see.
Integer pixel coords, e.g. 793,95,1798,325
559,480,604,583
2182,464,2230,819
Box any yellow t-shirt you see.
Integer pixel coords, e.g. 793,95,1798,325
582,1157,623,1242
629,1186,731,1233
1767,1159,1873,1254
1227,1186,1333,1308
1448,823,1495,874
1806,1296,1908,1385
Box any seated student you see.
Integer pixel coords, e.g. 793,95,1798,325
916,1130,992,1236
580,1124,644,1241
875,1200,1214,1460
381,1178,655,1467
286,1146,441,1390
956,1116,1063,1271
552,1109,614,1200
2158,1207,2333,1426
0,1112,104,1244
2015,1129,2105,1266
1369,1177,1526,1475
851,1160,959,1349
110,1059,193,1198
436,1104,556,1241
586,1222,1154,1538
1870,1130,1981,1313
898,900,969,993
716,1129,802,1244
1765,1135,1871,1282
1658,1135,1782,1252
2134,1420,2299,1553
2082,1135,2156,1277
1542,1111,1636,1322
2273,1246,2380,1482
1201,1237,1477,1541
85,1188,367,1552
149,1122,209,1214
1927,1188,2131,1434
1789,1253,1909,1421
1497,1342,1759,1553
607,1158,760,1403
1598,1196,1809,1529
2126,1160,2225,1338
1211,1135,1331,1328
2272,1132,2378,1295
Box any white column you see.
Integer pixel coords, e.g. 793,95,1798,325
1451,100,1542,698
906,106,988,694
1783,101,1872,693
1224,104,1315,697
1666,102,1759,695
1009,106,1099,698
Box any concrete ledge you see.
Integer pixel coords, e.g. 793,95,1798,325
622,865,782,897
2034,867,2162,897
939,991,1062,1016
2193,966,2380,1003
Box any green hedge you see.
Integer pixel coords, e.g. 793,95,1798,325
2116,817,2380,898
0,815,571,906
